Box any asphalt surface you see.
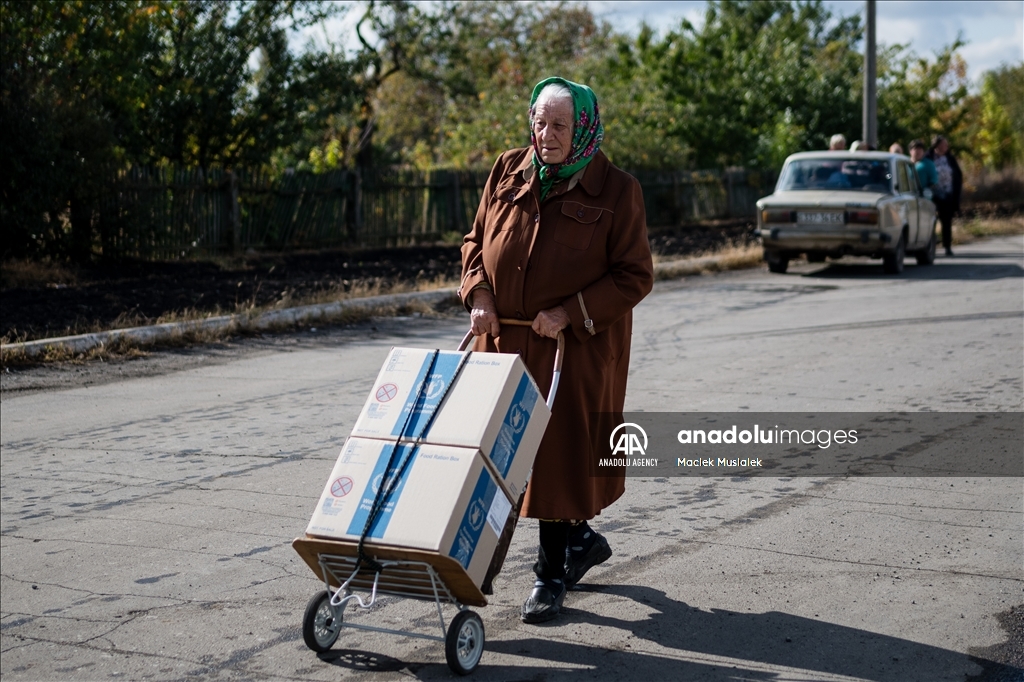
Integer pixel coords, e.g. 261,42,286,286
2,236,1022,681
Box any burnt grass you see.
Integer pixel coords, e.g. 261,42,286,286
2,220,756,342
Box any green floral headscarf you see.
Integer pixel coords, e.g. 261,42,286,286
529,77,604,200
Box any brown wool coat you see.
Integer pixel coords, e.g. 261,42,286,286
459,148,654,520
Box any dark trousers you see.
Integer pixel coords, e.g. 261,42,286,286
534,521,571,580
935,198,956,249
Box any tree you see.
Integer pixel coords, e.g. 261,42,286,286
651,0,863,168
141,1,345,168
973,65,1024,168
583,24,690,169
0,1,162,259
355,1,616,168
0,0,352,259
875,38,971,152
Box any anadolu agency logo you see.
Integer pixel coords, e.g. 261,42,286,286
609,423,648,456
598,423,658,469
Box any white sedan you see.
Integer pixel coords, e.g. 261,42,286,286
757,151,937,274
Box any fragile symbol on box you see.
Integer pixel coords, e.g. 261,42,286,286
376,383,398,402
330,476,354,497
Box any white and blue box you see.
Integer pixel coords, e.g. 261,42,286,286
305,437,513,588
349,348,550,501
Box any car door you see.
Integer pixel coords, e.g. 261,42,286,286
913,165,937,242
895,161,920,247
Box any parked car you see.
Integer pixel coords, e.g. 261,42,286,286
757,151,937,274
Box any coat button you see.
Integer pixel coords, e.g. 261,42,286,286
534,213,539,223
577,209,585,217
508,191,517,201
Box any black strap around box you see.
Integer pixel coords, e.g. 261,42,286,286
355,348,471,573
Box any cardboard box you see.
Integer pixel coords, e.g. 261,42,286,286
306,437,513,588
350,348,550,500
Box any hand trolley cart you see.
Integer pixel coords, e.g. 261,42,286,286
295,320,563,675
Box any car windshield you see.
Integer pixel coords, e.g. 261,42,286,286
777,159,893,193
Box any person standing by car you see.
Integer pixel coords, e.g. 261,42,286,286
910,139,937,199
927,135,962,257
829,134,846,150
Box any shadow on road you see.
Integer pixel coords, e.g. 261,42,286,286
303,583,1021,681
940,251,1024,260
798,259,1023,281
470,583,1016,682
317,648,407,672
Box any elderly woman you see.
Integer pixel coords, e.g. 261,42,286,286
459,77,654,623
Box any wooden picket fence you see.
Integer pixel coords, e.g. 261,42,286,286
94,164,776,259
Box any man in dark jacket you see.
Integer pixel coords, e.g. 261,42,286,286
927,135,963,257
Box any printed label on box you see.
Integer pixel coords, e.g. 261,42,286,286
450,470,499,569
394,352,467,439
486,487,512,536
346,443,417,538
491,373,539,477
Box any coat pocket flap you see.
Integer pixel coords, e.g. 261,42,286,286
494,182,529,205
561,201,604,224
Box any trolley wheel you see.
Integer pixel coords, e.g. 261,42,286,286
445,609,485,675
302,590,342,653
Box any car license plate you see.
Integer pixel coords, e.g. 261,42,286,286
797,211,844,225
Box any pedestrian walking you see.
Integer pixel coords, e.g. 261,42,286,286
459,77,654,624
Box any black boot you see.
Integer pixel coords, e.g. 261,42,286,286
521,577,567,623
522,521,570,623
564,522,612,588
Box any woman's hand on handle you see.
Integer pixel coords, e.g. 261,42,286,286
469,288,500,337
532,306,569,339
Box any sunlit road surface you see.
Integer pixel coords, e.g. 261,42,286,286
2,236,1021,681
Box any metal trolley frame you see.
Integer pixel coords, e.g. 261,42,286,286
299,322,563,675
303,554,485,675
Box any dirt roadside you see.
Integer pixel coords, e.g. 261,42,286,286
0,221,758,343
3,211,1019,391
0,312,467,396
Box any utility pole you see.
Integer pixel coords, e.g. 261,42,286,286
863,0,877,148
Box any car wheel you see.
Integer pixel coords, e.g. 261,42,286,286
765,251,789,274
915,222,937,265
883,232,906,274
806,253,826,263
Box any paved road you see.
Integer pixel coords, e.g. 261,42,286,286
2,236,1022,681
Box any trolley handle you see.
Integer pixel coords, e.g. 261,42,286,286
458,318,564,410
